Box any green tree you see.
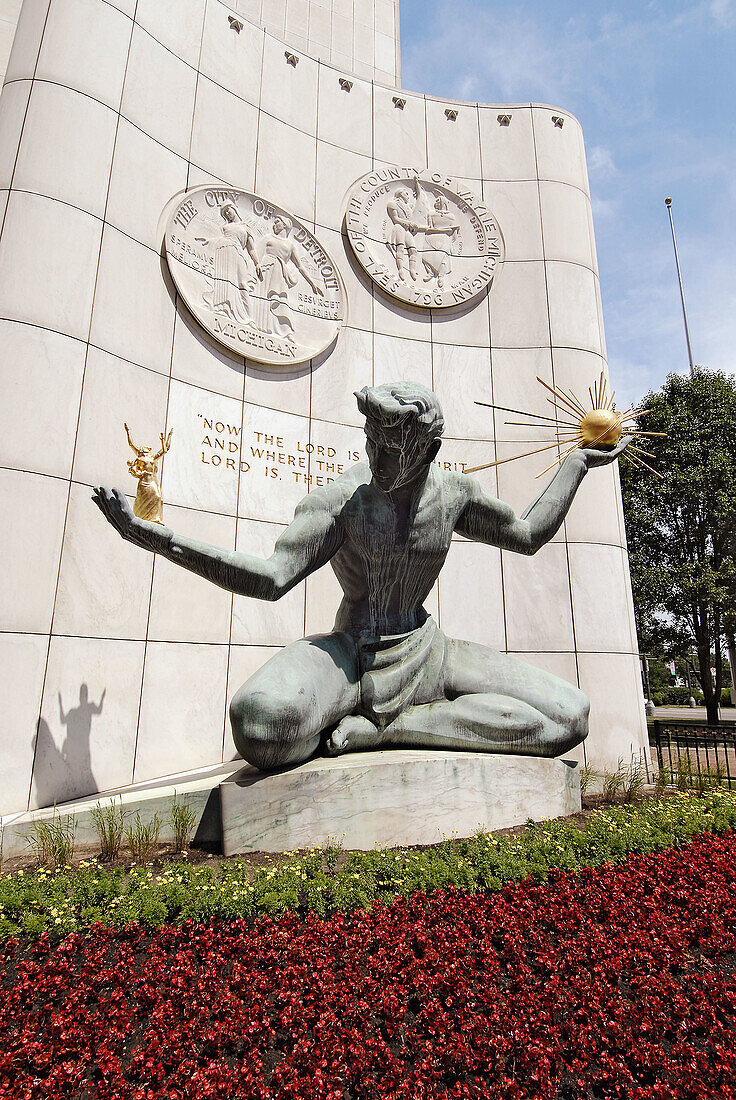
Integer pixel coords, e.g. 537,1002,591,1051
620,368,736,724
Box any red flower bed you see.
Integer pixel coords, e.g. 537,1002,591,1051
3,831,736,1100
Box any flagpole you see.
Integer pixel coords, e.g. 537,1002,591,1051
664,197,695,376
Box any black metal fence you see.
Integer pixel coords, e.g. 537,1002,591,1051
650,720,736,785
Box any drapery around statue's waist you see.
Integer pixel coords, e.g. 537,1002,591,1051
356,616,446,728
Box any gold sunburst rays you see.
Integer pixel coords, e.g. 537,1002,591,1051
464,372,664,478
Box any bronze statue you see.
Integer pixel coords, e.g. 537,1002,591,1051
95,383,630,770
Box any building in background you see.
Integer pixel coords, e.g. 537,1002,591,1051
0,0,647,820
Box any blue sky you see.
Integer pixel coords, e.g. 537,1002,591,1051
399,0,736,409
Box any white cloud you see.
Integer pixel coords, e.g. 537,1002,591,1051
709,0,736,27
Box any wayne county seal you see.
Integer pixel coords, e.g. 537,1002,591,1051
345,169,504,309
164,188,345,367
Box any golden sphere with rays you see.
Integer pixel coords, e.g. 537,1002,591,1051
578,408,623,449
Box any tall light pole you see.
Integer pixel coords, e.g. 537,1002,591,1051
664,197,695,375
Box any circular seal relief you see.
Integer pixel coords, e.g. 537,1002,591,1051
164,188,345,367
345,169,504,309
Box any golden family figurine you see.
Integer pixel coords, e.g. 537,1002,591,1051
124,423,173,525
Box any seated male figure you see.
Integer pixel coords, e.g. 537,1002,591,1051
94,382,629,770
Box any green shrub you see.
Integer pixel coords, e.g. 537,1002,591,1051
3,790,736,944
90,800,128,862
25,808,76,869
125,812,161,863
169,797,197,853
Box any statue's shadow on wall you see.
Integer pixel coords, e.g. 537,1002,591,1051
33,684,104,807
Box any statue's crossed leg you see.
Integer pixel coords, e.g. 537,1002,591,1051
229,633,588,771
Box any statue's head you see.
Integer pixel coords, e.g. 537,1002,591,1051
355,382,444,492
221,203,239,223
273,215,293,236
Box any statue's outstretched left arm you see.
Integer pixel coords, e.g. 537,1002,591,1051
455,437,630,555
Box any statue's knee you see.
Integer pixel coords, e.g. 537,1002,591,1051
554,686,589,752
229,684,307,769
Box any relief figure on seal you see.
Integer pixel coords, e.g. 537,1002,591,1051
94,382,630,771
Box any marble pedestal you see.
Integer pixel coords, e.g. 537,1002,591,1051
219,749,580,855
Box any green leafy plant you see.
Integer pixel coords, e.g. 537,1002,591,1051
90,799,128,862
25,807,77,869
125,812,161,863
622,760,647,803
579,763,598,796
601,763,626,803
169,797,197,853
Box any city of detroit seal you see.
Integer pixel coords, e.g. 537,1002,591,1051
345,168,505,308
164,188,345,368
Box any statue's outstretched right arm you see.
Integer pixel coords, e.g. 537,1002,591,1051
92,486,343,601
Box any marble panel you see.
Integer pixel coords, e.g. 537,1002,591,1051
231,517,305,645
0,468,67,633
106,0,135,15
502,541,575,652
330,13,353,56
106,119,188,252
568,543,637,654
441,438,498,514
564,462,624,548
244,360,311,417
438,540,505,649
90,226,175,376
0,191,102,340
353,0,374,28
481,179,543,263
494,440,567,543
374,32,395,75
315,140,371,231
577,652,649,772
318,225,372,332
148,505,235,643
135,0,205,69
308,3,330,47
0,0,25,26
225,643,282,757
0,15,19,81
172,303,245,401
532,107,589,193
372,286,433,343
310,325,372,426
121,25,198,158
221,751,580,854
72,348,169,488
260,30,318,134
488,261,549,348
239,403,310,523
426,99,481,180
546,261,602,354
190,75,258,188
285,0,308,38
4,0,48,84
164,379,244,514
304,555,343,635
254,112,316,223
353,22,373,65
200,0,264,107
53,481,154,639
375,0,395,37
432,343,492,441
36,0,130,109
430,294,491,350
372,332,431,390
0,319,84,479
478,105,537,181
14,81,116,218
134,641,229,783
373,86,427,168
550,346,607,399
0,633,47,815
32,636,145,809
539,181,594,269
0,78,31,190
491,346,555,444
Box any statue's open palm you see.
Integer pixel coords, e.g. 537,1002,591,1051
92,486,169,552
580,434,632,469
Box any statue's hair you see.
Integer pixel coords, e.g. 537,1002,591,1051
354,382,444,444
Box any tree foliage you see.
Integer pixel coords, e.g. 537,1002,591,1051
620,368,736,723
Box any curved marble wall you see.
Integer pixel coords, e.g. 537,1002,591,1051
0,0,647,816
